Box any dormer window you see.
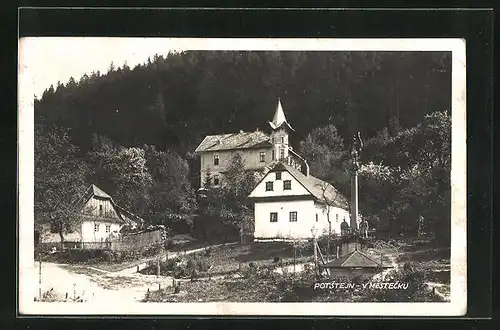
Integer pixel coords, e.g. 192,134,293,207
260,151,265,163
214,153,219,166
265,181,274,191
99,205,103,216
281,137,284,144
280,148,285,160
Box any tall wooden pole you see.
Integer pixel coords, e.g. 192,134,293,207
293,244,296,276
313,238,318,274
38,259,42,300
350,172,359,232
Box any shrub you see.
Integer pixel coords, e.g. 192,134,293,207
197,259,211,272
102,250,113,262
173,265,187,278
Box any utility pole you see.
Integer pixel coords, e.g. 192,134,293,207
38,258,42,301
349,131,363,233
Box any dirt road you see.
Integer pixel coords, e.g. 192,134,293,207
33,242,239,303
34,262,172,303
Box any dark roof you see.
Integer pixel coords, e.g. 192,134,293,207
194,130,272,152
323,250,383,269
266,162,348,208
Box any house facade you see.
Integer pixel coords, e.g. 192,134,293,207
40,184,143,245
194,99,303,188
248,162,350,240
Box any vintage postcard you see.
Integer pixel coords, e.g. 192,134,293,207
18,37,466,316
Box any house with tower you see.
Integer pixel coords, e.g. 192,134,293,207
194,98,351,240
194,99,305,188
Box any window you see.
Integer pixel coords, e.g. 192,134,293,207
280,148,285,160
105,224,111,233
281,137,284,144
316,214,319,222
214,175,220,186
289,211,297,222
213,153,219,166
336,214,339,222
275,171,282,180
283,180,291,190
272,150,275,161
260,151,265,163
265,181,274,191
99,204,103,216
94,223,100,232
270,212,278,222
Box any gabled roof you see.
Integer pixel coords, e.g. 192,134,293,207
194,130,272,153
76,184,144,227
91,184,112,199
323,250,384,269
254,162,348,208
268,99,294,132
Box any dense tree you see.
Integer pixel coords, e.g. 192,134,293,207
143,145,197,230
87,135,153,217
298,124,351,199
34,123,89,245
356,111,451,243
198,153,257,242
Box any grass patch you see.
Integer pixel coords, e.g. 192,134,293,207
140,242,314,279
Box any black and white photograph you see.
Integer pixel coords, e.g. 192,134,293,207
18,37,466,316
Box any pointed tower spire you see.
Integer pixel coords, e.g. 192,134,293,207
269,98,294,131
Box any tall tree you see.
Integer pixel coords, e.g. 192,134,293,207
144,145,197,230
34,123,89,245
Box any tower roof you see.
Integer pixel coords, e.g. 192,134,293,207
269,99,294,131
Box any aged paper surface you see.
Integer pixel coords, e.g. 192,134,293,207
18,38,466,316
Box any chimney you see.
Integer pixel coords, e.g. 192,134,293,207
302,160,310,177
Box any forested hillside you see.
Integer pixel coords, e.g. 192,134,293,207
34,51,452,244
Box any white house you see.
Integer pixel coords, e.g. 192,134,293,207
248,162,350,240
39,184,143,245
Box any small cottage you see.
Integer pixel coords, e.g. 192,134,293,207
248,162,350,240
39,184,143,247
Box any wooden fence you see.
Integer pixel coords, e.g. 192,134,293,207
38,229,163,251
